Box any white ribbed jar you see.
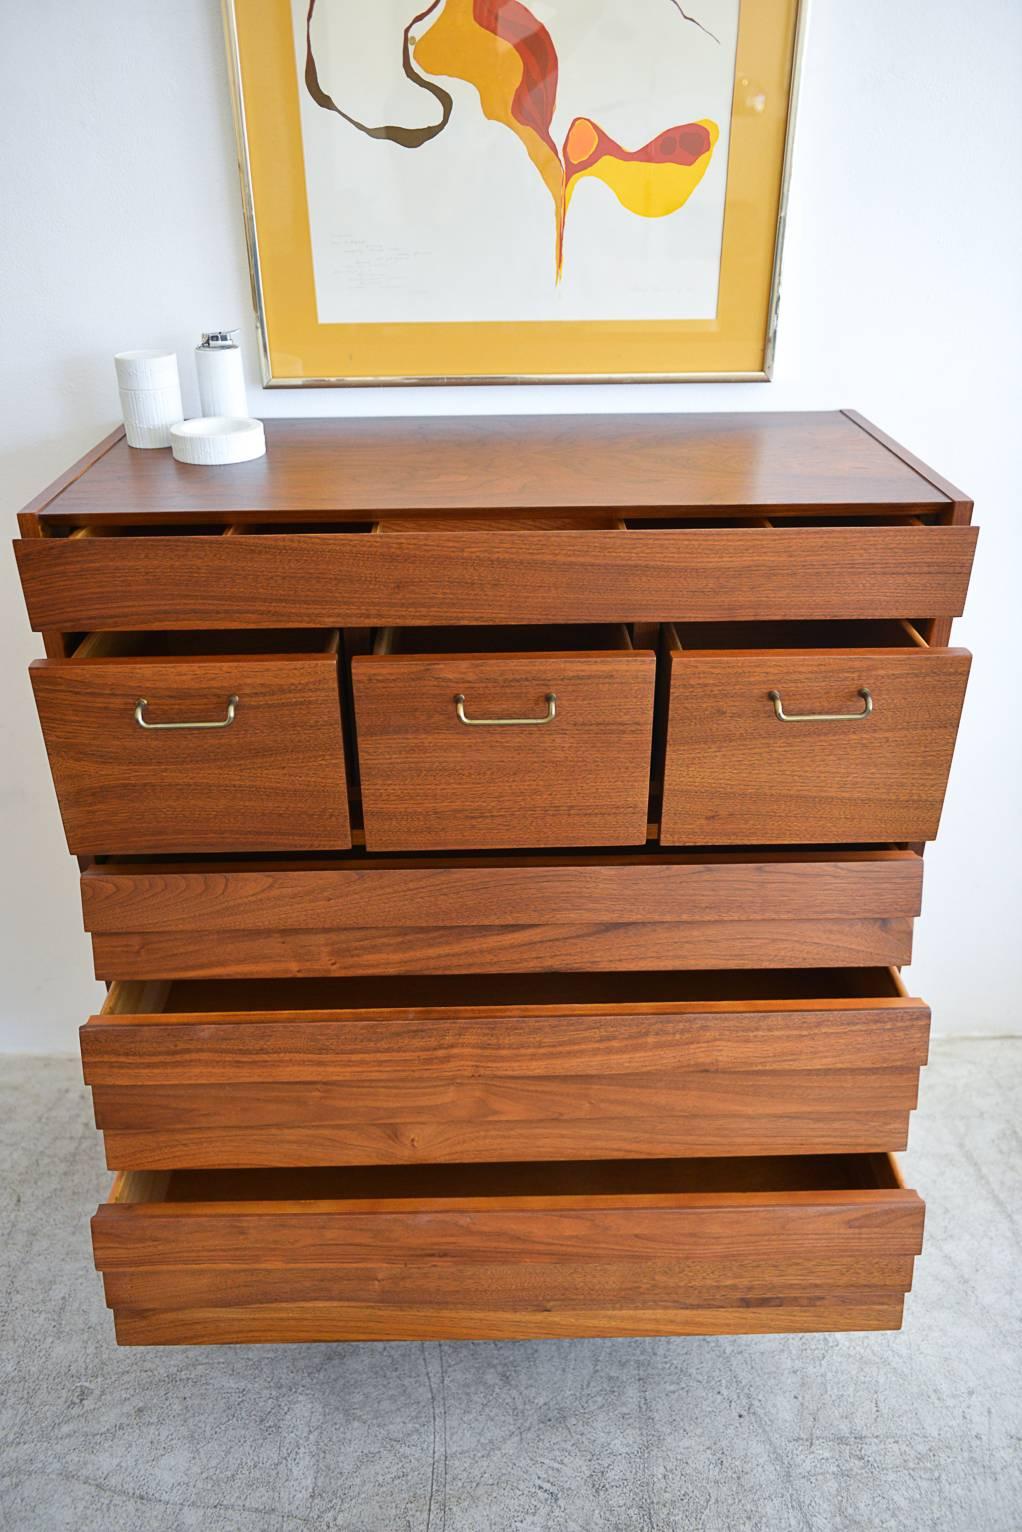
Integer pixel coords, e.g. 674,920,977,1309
114,350,183,449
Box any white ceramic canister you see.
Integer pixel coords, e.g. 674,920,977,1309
114,350,183,449
195,330,248,418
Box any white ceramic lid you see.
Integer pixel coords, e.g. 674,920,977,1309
114,349,180,390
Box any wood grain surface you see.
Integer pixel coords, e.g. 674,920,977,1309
24,413,951,523
96,1202,921,1269
15,425,124,529
843,411,974,520
354,649,654,850
662,646,972,844
79,995,932,1083
93,1173,924,1267
845,411,977,650
14,525,978,630
101,1254,919,1310
93,1112,918,1170
30,652,350,854
108,1295,911,1343
93,1154,923,1340
80,979,929,1167
89,918,914,978
79,849,924,930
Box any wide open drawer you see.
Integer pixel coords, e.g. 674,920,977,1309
353,624,655,851
29,630,351,855
661,621,971,845
14,513,977,630
92,1154,925,1343
80,968,930,1169
80,848,923,978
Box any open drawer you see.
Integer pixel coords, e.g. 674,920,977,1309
81,968,930,1169
661,620,971,845
352,625,655,851
15,509,976,629
29,630,351,854
92,1153,925,1344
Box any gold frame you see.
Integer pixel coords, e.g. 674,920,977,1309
223,0,808,387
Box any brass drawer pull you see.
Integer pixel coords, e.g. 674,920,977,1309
134,695,239,731
454,692,557,727
768,687,873,722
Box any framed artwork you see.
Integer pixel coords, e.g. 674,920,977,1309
224,0,806,385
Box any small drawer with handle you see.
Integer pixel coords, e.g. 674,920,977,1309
352,625,655,851
661,620,971,845
29,630,351,854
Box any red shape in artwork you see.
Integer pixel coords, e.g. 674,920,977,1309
564,117,714,178
473,0,559,152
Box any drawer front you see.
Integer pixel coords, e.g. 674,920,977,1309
30,654,351,854
92,1157,925,1343
80,851,922,977
662,647,971,845
353,650,655,851
14,524,977,629
80,975,930,1168
90,920,914,979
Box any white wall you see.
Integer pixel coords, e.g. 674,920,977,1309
1,0,1019,1051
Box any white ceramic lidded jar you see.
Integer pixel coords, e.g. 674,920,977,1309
114,350,183,449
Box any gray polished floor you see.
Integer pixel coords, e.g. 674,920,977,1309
1,1041,1019,1532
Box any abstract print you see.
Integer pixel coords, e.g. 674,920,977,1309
305,0,720,279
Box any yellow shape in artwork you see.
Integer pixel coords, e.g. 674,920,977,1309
564,116,720,219
413,0,564,213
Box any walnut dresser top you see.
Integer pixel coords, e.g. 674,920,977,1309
21,409,965,523
14,409,975,1346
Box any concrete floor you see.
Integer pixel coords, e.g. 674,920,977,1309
1,1041,1019,1532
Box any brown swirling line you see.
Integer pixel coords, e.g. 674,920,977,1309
305,0,454,148
667,1,720,45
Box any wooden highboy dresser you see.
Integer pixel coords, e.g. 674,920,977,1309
14,411,976,1345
